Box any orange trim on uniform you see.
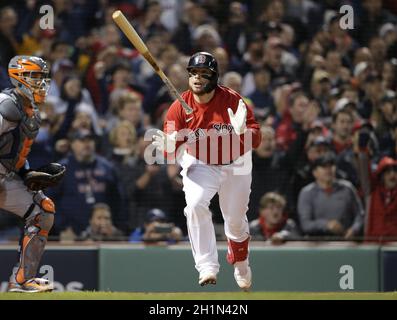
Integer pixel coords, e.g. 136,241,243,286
15,138,34,169
38,229,49,237
41,198,55,213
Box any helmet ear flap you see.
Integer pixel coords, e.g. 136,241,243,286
203,72,218,93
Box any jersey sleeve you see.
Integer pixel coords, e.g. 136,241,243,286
164,100,186,133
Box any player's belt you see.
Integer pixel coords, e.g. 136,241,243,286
213,160,234,166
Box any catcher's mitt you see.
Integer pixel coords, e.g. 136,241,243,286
24,163,66,191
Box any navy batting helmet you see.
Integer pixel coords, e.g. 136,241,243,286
187,52,218,93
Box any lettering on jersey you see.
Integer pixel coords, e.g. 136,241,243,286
187,128,206,143
213,123,234,135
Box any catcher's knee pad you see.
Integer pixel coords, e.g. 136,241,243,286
226,237,250,265
33,191,55,214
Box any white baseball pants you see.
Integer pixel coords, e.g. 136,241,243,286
180,151,252,275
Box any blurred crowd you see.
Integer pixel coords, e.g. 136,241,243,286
0,0,396,244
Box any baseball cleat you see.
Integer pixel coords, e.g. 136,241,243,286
198,272,217,286
7,278,54,293
234,265,252,291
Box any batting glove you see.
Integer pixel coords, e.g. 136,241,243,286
152,129,177,153
228,99,247,135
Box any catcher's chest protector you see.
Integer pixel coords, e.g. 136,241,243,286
0,90,41,172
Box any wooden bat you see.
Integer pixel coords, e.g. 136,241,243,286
112,10,193,115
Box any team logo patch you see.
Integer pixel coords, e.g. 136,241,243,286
197,54,206,64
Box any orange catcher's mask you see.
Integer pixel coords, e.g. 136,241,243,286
8,55,50,105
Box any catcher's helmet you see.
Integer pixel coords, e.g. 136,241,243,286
187,52,218,93
8,55,50,105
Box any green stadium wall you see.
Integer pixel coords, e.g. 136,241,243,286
98,244,381,292
2,243,396,292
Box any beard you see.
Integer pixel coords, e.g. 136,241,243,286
189,83,208,96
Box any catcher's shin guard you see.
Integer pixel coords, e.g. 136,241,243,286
226,237,250,265
14,192,55,284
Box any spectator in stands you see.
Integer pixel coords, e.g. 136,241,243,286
28,110,55,168
324,49,350,88
250,192,300,244
379,23,397,58
382,58,397,90
0,6,17,68
107,91,144,135
134,0,167,41
239,32,265,76
360,73,386,119
80,203,124,241
330,104,360,185
126,135,175,230
142,47,182,123
222,71,243,94
107,120,142,231
49,40,74,64
224,1,249,60
374,94,397,157
246,67,275,119
47,58,75,99
193,24,222,53
289,135,333,213
356,126,397,242
263,36,294,86
369,35,391,74
172,1,214,54
49,76,103,159
276,89,318,151
310,69,332,118
97,61,144,115
211,47,230,81
358,0,397,46
221,71,255,112
129,208,183,244
49,129,126,236
297,152,364,238
249,126,289,221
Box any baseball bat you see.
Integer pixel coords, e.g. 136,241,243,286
112,10,193,115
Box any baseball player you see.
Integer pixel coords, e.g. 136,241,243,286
0,56,65,293
153,52,261,290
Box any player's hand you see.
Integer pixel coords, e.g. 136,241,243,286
228,99,247,135
152,129,177,153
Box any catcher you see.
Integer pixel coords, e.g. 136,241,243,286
0,56,65,293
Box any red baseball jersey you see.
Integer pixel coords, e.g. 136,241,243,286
164,85,262,165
